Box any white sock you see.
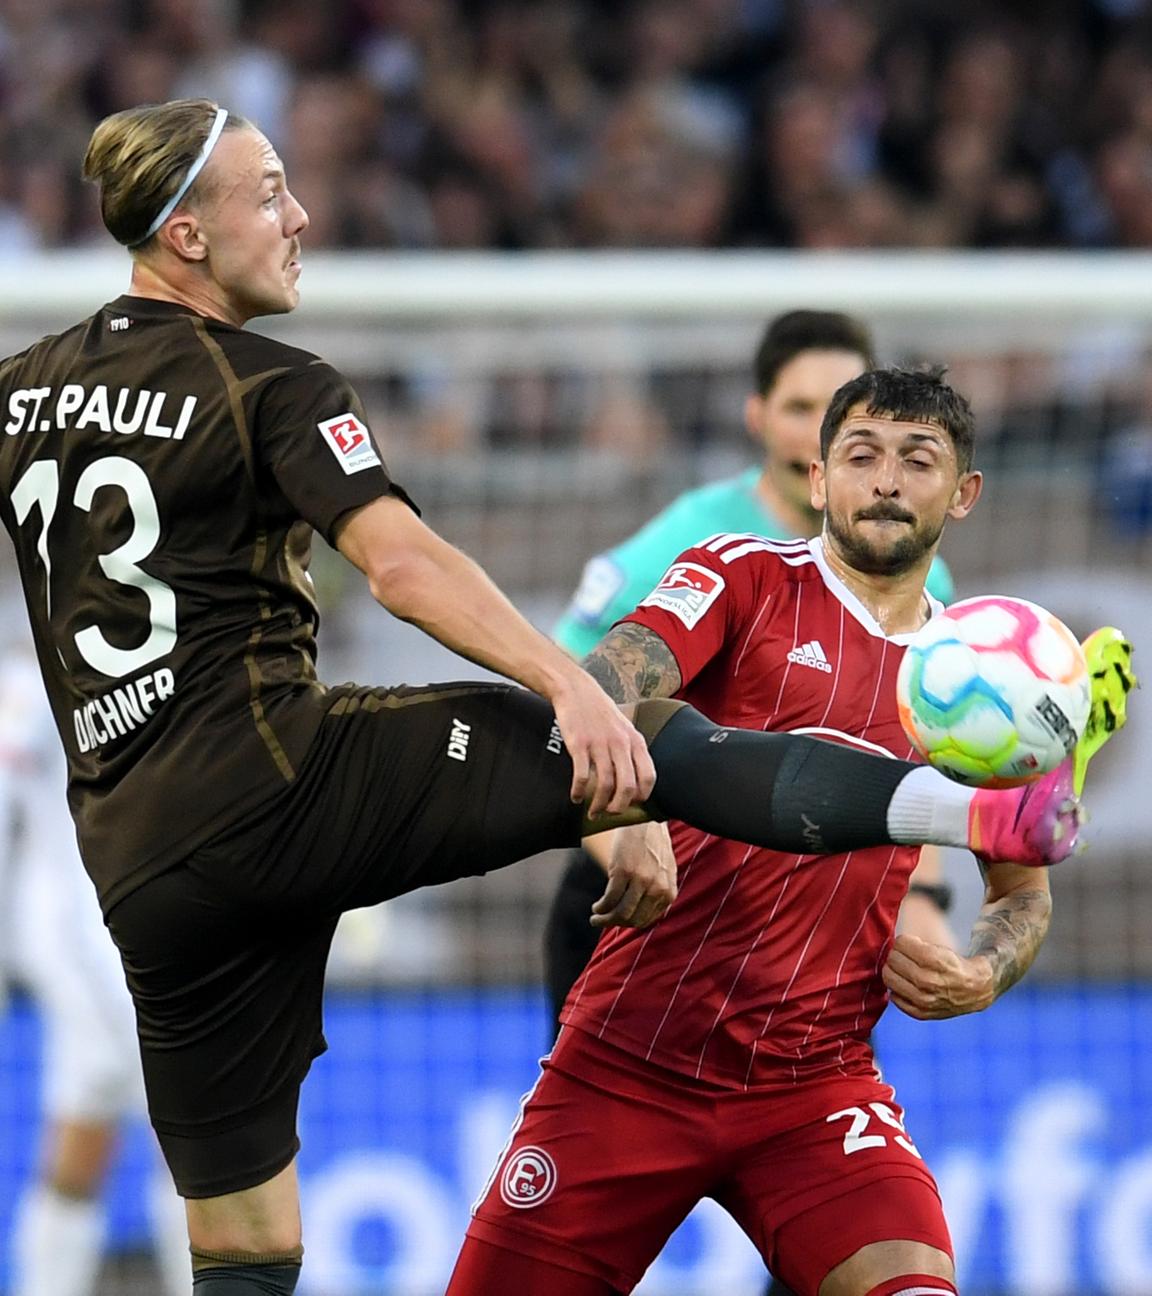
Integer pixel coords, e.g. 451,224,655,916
887,765,976,848
148,1168,192,1296
12,1184,106,1296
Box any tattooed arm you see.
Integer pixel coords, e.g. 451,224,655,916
882,860,1051,1020
583,622,682,705
966,860,1053,1002
579,623,682,904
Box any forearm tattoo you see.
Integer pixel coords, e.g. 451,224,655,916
967,888,1052,1000
583,623,682,704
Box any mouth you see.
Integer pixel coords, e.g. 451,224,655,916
856,510,915,526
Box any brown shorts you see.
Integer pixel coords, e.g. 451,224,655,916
106,681,583,1197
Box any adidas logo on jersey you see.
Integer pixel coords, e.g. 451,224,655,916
787,640,832,673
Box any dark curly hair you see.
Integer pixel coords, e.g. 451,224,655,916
819,365,976,472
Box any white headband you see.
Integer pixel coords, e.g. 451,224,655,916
140,106,229,242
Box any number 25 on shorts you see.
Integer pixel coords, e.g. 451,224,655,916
827,1102,922,1159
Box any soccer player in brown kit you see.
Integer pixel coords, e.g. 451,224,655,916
0,101,1107,1294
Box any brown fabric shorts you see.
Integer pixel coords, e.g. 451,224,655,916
106,681,583,1197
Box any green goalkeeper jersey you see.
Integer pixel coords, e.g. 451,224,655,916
554,466,956,658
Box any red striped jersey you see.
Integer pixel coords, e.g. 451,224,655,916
562,533,940,1091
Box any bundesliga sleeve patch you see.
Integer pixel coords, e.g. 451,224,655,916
639,561,724,629
317,412,382,475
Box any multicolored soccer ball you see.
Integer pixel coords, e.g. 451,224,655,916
896,596,1091,788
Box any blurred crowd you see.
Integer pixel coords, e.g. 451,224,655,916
2,0,1152,253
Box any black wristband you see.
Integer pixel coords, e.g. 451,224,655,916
906,881,954,913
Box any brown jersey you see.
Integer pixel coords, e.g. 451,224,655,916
0,294,412,911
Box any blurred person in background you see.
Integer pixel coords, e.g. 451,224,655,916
163,0,294,150
0,0,1149,252
571,83,740,247
279,73,429,249
547,310,958,1296
0,646,188,1296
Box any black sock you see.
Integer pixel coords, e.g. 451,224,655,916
642,702,915,854
192,1263,301,1294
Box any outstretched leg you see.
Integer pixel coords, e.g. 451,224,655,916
629,699,1079,866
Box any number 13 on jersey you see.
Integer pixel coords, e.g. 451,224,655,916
12,456,176,678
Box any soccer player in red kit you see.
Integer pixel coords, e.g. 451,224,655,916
446,368,1126,1296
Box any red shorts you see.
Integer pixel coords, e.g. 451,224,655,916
466,1028,952,1295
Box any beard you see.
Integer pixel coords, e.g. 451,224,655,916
825,502,945,577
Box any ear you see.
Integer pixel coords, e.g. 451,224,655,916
744,394,767,449
947,469,983,520
160,212,208,263
809,458,827,511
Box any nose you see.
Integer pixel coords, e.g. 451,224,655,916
872,458,902,497
284,189,309,237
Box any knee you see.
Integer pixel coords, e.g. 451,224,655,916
189,1223,303,1257
818,1241,955,1296
185,1160,302,1257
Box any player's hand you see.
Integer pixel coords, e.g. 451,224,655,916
590,820,677,930
882,934,994,1019
550,672,656,817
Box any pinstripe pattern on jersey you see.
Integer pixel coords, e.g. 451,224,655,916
193,320,297,782
700,532,816,567
564,532,926,1089
587,830,713,1040
700,532,808,553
